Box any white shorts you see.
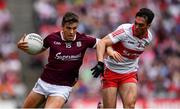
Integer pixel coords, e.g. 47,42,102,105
32,78,72,102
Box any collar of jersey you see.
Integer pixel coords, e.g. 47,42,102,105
60,31,76,41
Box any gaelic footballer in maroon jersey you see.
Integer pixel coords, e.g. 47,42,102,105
41,31,96,86
17,12,98,108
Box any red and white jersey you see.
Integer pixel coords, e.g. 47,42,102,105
105,23,152,74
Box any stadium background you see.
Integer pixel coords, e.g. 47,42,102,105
0,0,179,108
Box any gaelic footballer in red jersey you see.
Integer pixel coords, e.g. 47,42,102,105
17,12,98,108
91,8,155,108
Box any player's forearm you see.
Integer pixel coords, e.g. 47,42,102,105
106,46,114,56
96,40,106,62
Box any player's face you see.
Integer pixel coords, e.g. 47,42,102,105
134,16,150,37
62,22,78,41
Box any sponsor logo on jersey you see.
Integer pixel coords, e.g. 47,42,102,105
55,52,81,61
128,41,135,44
122,50,140,59
137,41,144,48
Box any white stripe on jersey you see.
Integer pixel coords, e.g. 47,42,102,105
105,23,152,74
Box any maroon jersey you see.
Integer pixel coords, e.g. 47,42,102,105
40,31,97,86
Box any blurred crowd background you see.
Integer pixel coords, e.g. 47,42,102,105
0,0,179,108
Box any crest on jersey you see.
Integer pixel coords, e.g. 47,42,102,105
137,41,144,48
76,41,82,47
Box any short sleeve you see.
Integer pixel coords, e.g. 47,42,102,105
86,35,97,48
108,25,126,44
43,35,50,48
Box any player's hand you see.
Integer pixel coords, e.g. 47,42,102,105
110,51,123,62
17,33,28,52
91,61,104,78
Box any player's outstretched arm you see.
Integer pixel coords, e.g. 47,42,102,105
97,36,114,62
91,35,113,78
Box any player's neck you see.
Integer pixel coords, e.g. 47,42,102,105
60,31,76,41
135,30,148,39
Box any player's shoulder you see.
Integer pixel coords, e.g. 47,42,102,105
117,23,132,30
76,32,96,40
76,32,86,37
115,23,132,34
111,23,132,37
47,31,59,37
45,31,59,39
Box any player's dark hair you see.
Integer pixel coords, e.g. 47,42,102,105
136,8,154,24
62,12,79,26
